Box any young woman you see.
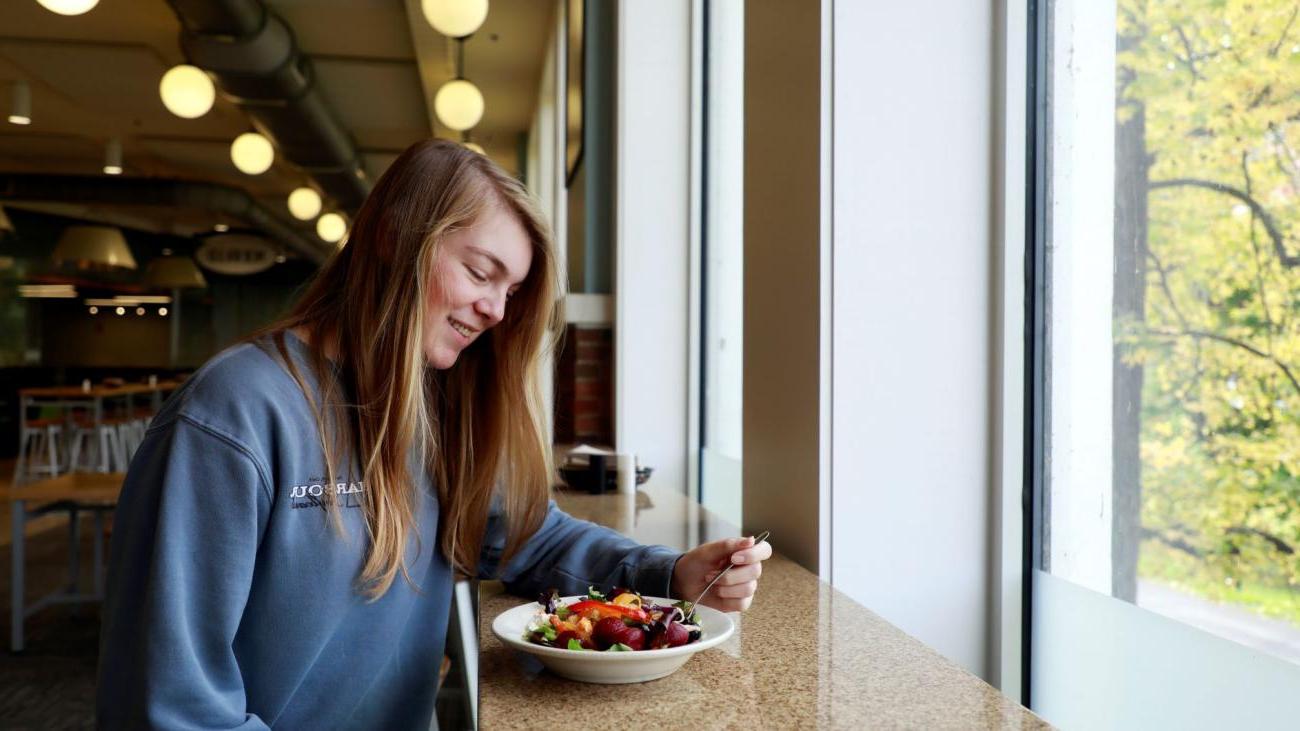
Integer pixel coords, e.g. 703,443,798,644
95,139,770,729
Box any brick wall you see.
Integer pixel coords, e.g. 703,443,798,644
553,324,613,446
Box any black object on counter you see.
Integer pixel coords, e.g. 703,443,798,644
557,457,654,494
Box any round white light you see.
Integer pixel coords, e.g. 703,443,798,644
231,132,274,175
159,307,168,316
421,0,489,38
317,212,347,243
136,307,146,316
36,0,99,15
88,306,98,315
159,65,215,119
287,187,322,221
434,79,484,131
115,306,125,316
463,141,485,155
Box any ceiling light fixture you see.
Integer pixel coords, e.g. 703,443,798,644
316,212,347,243
159,64,215,119
84,296,173,306
103,137,122,175
213,223,229,232
143,256,207,290
52,225,137,270
287,187,322,221
435,78,484,131
36,0,99,16
231,131,274,175
18,284,77,299
422,0,489,38
9,81,31,125
159,307,168,316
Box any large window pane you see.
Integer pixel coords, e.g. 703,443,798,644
1041,0,1300,665
699,0,743,526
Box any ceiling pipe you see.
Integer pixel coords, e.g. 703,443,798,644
166,0,371,212
0,173,332,263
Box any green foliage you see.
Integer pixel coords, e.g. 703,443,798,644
1119,0,1300,617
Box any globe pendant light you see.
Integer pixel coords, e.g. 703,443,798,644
287,187,322,221
435,78,484,131
422,0,489,38
231,132,274,174
160,65,215,119
36,0,99,15
316,212,347,243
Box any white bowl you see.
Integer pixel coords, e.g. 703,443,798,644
491,595,735,684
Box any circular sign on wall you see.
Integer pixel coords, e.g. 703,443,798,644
195,234,277,275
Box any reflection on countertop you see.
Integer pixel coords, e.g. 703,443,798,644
478,484,1051,729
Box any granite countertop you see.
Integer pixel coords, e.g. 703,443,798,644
477,484,1051,729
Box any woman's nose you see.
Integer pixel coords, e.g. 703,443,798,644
475,292,506,325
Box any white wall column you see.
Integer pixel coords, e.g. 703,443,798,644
829,0,997,677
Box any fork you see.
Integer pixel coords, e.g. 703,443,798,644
687,530,771,612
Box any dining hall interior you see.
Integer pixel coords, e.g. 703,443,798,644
5,0,1300,729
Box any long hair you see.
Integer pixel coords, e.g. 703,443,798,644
262,139,561,598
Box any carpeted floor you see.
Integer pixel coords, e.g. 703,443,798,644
0,521,101,730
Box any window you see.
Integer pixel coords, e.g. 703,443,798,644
699,0,743,526
1030,0,1300,725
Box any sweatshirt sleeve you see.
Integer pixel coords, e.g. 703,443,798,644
97,415,273,731
477,497,683,599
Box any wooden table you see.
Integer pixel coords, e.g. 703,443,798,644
7,472,125,652
477,485,1052,729
18,380,182,427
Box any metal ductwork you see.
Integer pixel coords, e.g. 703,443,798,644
167,0,371,212
0,174,332,264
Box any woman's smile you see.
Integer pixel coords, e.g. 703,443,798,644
448,316,477,342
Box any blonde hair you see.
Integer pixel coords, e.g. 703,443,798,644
261,139,561,598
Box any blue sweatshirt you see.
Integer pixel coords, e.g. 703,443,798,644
96,333,682,729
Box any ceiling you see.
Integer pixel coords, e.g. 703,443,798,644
0,0,553,248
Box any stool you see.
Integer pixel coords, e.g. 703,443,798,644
12,420,64,485
67,422,127,473
116,419,147,468
98,424,126,472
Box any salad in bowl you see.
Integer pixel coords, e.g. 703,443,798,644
524,586,701,652
492,586,735,683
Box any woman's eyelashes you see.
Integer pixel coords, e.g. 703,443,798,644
466,262,517,300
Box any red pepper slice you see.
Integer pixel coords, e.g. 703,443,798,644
566,600,648,623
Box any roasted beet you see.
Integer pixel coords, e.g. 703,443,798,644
648,616,692,649
592,617,647,650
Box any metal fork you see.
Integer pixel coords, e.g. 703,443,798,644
688,530,771,611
